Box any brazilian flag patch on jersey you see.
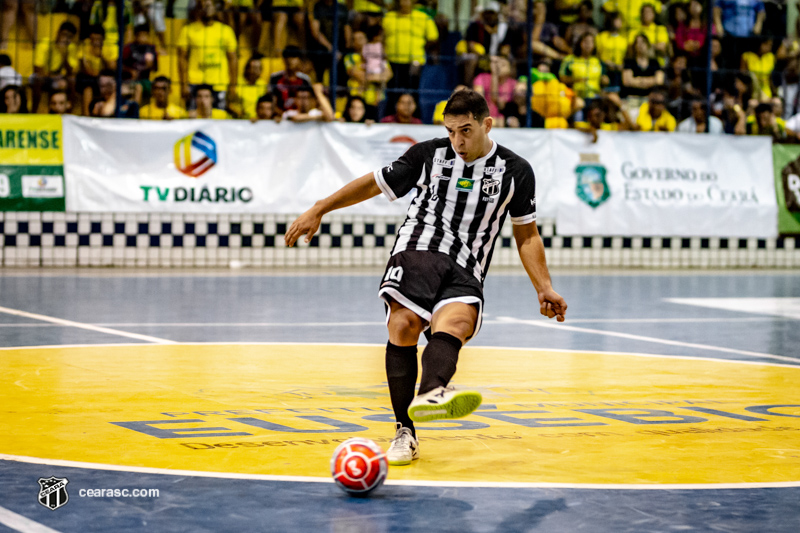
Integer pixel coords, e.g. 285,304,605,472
455,178,474,191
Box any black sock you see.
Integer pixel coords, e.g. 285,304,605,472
418,331,462,395
385,341,418,438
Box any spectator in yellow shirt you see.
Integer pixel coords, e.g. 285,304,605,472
630,4,670,65
232,55,268,120
603,0,661,35
140,76,187,119
31,21,79,113
596,12,627,90
635,87,676,131
353,0,385,32
746,102,796,142
178,0,238,110
383,0,438,107
189,84,231,119
77,25,116,116
741,37,775,100
559,33,608,100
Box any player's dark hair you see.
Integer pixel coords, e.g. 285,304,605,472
257,93,274,106
153,75,171,85
443,89,490,122
134,23,150,34
0,54,10,67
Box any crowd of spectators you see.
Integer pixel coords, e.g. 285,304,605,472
0,0,799,141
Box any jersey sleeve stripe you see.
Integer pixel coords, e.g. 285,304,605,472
510,213,537,225
373,169,398,202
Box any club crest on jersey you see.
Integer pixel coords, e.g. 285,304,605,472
455,178,474,191
481,178,500,197
433,157,455,168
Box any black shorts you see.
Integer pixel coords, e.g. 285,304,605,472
378,250,484,338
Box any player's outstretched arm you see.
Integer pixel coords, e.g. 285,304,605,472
285,173,382,247
513,222,567,322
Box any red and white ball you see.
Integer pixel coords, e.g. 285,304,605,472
330,438,388,495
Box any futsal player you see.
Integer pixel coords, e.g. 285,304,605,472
285,90,567,466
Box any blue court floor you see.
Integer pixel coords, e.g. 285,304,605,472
0,268,798,532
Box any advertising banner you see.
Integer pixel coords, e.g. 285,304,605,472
552,131,777,237
63,118,558,217
0,115,65,211
64,117,429,215
771,144,800,235
63,118,778,237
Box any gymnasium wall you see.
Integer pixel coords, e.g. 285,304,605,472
1,212,798,268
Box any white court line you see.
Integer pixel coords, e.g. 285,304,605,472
0,321,388,328
0,306,175,344
1,454,798,490
497,316,799,363
0,505,63,533
0,317,783,328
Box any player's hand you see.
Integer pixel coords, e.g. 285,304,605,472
285,206,323,247
538,288,567,322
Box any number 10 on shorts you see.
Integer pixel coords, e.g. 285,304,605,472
384,266,404,283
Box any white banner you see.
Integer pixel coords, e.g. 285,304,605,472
63,117,410,215
63,117,777,237
62,117,560,217
551,130,777,237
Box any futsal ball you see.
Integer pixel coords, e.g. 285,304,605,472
330,438,388,496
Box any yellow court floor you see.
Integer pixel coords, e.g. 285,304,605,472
3,343,799,486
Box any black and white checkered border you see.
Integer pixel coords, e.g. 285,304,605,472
0,211,798,268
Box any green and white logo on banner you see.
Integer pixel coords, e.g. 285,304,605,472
0,115,65,211
575,153,609,209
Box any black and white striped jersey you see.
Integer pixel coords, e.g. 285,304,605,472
373,137,536,283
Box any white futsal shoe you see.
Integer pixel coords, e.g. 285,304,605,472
407,386,482,423
387,424,419,466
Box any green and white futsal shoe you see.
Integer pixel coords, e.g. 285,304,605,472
407,386,482,423
387,424,419,466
